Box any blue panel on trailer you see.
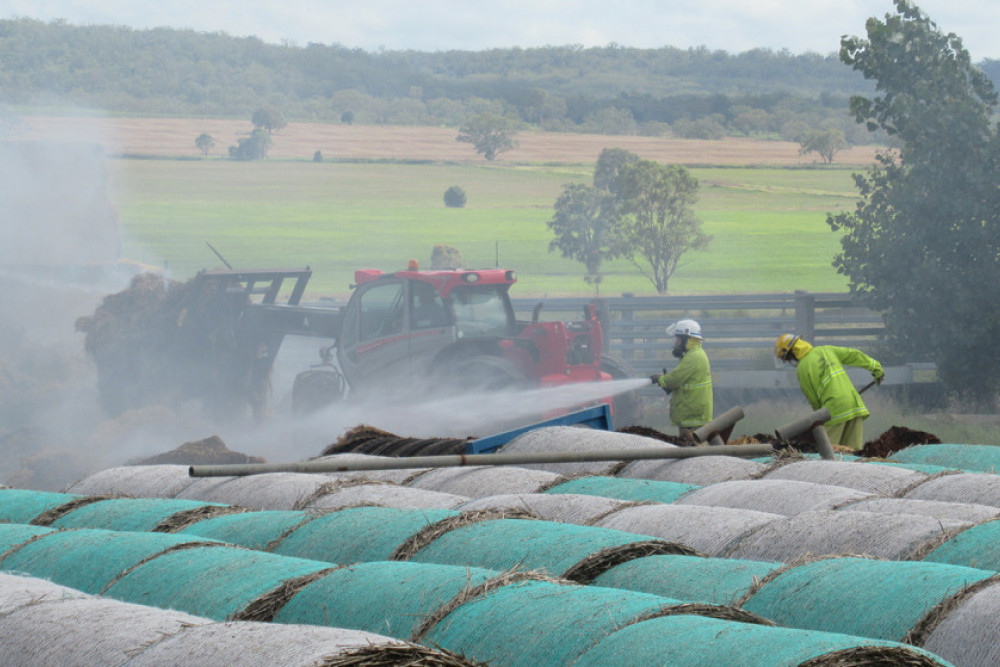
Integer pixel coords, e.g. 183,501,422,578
466,404,613,454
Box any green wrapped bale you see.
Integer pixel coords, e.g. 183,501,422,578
50,497,229,533
0,523,55,554
178,510,312,551
572,614,952,666
275,560,496,639
924,519,1000,570
544,476,699,504
0,489,79,523
592,554,781,605
892,444,1000,474
741,557,993,642
273,506,458,564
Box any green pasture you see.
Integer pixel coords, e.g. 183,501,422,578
109,158,865,299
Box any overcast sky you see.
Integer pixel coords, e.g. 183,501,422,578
4,1,999,61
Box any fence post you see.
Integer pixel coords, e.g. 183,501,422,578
794,290,815,341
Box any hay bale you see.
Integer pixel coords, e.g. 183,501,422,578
457,493,627,525
725,510,969,562
275,560,497,639
49,497,231,532
177,510,315,551
922,519,1000,570
406,466,560,497
0,488,80,523
0,527,223,594
922,580,1000,667
544,476,699,504
618,455,767,485
176,472,335,510
893,444,1000,474
104,545,333,620
497,426,673,475
572,613,951,666
762,459,926,495
904,472,1000,507
591,554,781,605
64,464,195,498
839,497,1000,524
0,571,91,613
741,556,994,642
312,454,430,485
302,483,468,510
592,504,783,556
273,506,459,564
0,524,55,556
674,479,872,516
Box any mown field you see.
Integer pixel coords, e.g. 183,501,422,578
24,116,880,299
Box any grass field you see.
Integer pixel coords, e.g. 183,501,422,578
109,158,866,299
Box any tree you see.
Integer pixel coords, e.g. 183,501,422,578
614,160,711,294
828,0,1000,405
593,147,639,191
251,107,287,134
195,133,214,157
798,128,847,163
456,113,519,160
443,186,467,208
547,184,621,293
340,110,354,125
228,129,272,160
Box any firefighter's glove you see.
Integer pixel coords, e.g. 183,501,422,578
872,363,885,385
649,374,662,386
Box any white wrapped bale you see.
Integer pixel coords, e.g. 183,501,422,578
674,479,872,516
304,483,468,510
458,493,628,525
725,510,969,562
592,504,783,556
839,497,1000,524
0,572,91,614
619,455,766,485
176,473,331,510
498,426,672,475
905,473,1000,507
310,454,428,485
407,465,560,497
922,580,1000,667
64,465,194,498
763,459,926,495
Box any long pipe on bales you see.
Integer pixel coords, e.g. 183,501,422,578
189,443,774,477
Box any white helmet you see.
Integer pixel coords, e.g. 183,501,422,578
667,319,702,339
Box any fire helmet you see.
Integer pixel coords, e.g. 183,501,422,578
667,319,702,340
774,333,801,361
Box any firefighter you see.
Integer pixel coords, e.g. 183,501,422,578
651,319,713,442
774,334,884,451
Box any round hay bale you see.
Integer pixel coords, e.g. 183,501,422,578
104,545,333,620
0,596,210,666
64,464,195,498
0,571,92,613
839,497,1000,524
891,443,1000,475
177,472,333,510
303,483,468,510
762,460,926,495
405,517,696,578
457,493,627,525
904,472,1000,507
572,613,951,667
0,524,55,555
592,504,783,556
129,623,473,666
275,560,497,639
741,556,994,642
922,580,1000,667
0,527,223,594
421,579,685,666
544,476,699,504
498,426,672,475
871,461,960,476
406,466,559,497
674,479,873,516
923,519,1000,570
273,506,459,564
312,454,430,485
618,455,767,485
725,510,970,562
0,489,80,523
49,497,230,532
591,554,781,605
177,510,313,551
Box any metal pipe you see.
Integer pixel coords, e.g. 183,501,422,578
775,407,834,460
189,443,775,478
691,406,745,446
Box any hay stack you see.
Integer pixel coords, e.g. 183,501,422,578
618,455,767,485
724,510,969,562
406,465,560,497
457,492,628,525
592,504,784,556
64,464,195,498
675,479,873,516
498,426,672,475
762,459,926,495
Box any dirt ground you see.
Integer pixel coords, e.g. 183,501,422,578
14,115,881,166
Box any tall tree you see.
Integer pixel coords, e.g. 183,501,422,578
614,160,711,294
798,127,847,163
456,113,519,160
829,0,1000,404
547,184,620,293
252,107,287,134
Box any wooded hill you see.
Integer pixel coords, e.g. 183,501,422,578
2,17,998,144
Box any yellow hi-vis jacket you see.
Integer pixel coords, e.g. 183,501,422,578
792,340,883,426
657,339,713,428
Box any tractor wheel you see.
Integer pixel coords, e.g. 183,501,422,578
292,368,345,415
600,353,641,428
449,355,528,392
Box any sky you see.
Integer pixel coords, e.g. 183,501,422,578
4,0,1000,61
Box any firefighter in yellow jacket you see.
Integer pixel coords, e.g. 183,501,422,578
652,319,713,441
774,334,884,451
